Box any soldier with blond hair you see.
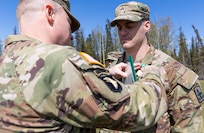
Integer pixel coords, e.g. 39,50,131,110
0,0,203,133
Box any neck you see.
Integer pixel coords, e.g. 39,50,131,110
125,43,150,62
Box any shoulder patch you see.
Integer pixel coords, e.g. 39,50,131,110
194,86,204,104
99,74,122,92
80,52,104,68
189,83,204,107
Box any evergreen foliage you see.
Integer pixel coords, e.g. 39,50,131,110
0,17,203,78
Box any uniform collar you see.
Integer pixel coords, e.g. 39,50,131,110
5,35,39,47
121,44,155,65
140,44,155,65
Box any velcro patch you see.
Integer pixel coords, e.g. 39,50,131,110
194,86,204,103
189,84,204,107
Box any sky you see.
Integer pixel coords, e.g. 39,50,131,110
0,0,203,44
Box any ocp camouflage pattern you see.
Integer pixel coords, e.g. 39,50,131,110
102,45,204,133
0,35,170,132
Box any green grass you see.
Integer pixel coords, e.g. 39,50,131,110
200,80,204,120
200,80,204,89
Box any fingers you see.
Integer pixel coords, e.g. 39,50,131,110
109,62,128,79
134,63,141,70
116,70,128,78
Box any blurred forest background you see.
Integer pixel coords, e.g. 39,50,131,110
0,17,203,79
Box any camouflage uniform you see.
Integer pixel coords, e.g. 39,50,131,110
102,44,204,133
99,1,204,132
0,35,170,132
105,51,124,68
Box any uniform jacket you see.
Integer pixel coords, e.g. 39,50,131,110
101,45,204,133
0,35,170,132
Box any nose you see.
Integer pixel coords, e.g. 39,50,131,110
119,27,128,36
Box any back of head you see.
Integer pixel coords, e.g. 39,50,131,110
110,1,150,27
17,0,80,33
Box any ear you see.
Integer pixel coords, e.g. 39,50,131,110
144,20,150,32
45,5,54,25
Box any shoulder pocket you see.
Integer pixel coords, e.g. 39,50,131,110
177,66,204,106
177,66,198,89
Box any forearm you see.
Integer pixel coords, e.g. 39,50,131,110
25,58,168,131
81,67,168,131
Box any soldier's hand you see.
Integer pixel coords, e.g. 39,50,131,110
134,63,147,78
109,62,128,79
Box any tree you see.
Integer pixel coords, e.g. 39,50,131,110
177,27,190,67
91,26,104,62
84,34,95,58
148,17,175,55
192,25,204,78
190,37,199,73
192,25,203,47
105,19,113,60
148,22,157,47
112,27,122,51
74,28,85,52
72,16,203,75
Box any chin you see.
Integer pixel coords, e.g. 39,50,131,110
122,45,128,49
122,43,129,48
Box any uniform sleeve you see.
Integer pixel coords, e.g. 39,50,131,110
164,61,204,133
168,82,204,133
167,77,204,132
84,65,168,131
63,61,168,131
25,52,168,132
